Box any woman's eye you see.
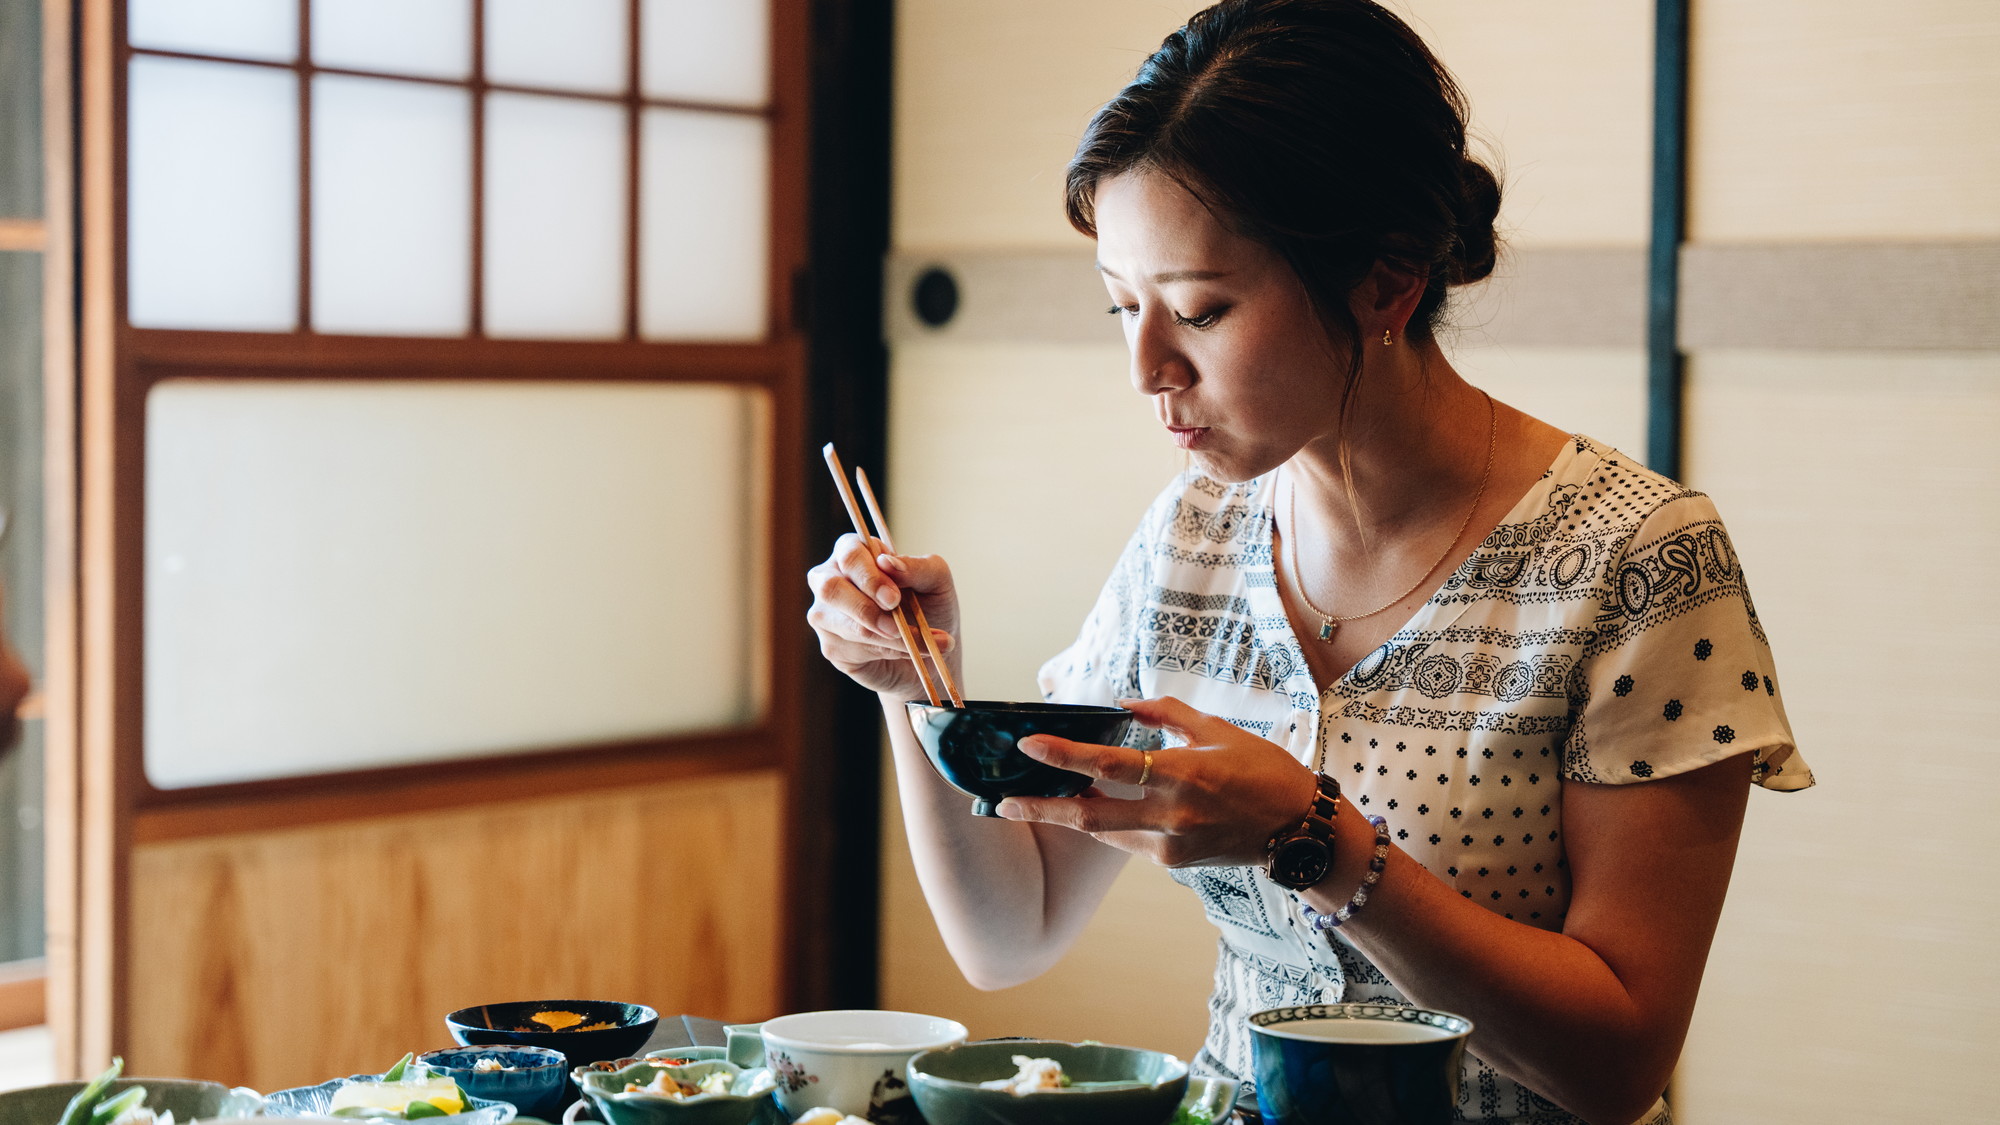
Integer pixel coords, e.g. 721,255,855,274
1106,303,1138,318
1174,309,1223,329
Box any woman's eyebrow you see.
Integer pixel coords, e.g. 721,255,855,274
1096,263,1233,284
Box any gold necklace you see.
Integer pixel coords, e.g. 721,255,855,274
1283,391,1496,643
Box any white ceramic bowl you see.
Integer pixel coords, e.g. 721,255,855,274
739,1009,967,1120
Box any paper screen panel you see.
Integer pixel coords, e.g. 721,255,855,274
639,109,769,342
641,0,770,108
311,0,471,80
143,380,769,789
484,0,627,95
482,92,627,339
311,75,471,336
128,0,296,63
127,56,298,331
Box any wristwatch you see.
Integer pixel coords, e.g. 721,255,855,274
1264,771,1341,890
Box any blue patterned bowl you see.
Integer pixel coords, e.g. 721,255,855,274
1248,1003,1472,1125
418,1046,571,1120
905,701,1136,817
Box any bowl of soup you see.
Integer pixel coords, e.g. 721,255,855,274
1248,1003,1472,1125
904,701,1137,818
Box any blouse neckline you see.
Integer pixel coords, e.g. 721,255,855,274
1244,436,1598,720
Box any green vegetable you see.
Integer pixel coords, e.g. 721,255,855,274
1166,1103,1215,1125
55,1059,125,1125
87,1088,147,1125
401,1102,446,1120
382,1054,416,1083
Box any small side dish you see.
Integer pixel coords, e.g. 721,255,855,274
328,1055,467,1120
622,1071,734,1100
975,1056,1069,1096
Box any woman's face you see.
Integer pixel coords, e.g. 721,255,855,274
1094,168,1347,483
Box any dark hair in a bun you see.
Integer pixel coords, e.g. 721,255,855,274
1066,0,1501,346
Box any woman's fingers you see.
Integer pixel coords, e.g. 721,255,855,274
831,532,901,610
1116,695,1232,744
996,792,1156,835
1018,734,1154,788
879,551,955,599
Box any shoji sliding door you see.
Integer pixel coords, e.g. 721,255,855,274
55,0,816,1087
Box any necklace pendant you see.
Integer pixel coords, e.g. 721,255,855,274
1317,618,1337,643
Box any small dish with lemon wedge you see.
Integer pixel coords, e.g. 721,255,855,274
263,1054,515,1125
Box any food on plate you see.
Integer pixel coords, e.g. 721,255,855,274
54,1059,175,1125
787,1110,869,1125
522,1010,616,1033
976,1055,1071,1095
328,1054,468,1119
622,1070,733,1099
1167,1102,1216,1125
469,1059,511,1073
603,1060,775,1102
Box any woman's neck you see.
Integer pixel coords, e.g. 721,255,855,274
1283,346,1494,547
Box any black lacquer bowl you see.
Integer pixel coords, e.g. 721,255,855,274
446,1000,659,1072
905,700,1137,818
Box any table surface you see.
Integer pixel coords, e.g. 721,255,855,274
640,1015,730,1053
636,1015,1257,1123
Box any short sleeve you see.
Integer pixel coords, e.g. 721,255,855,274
1035,483,1179,752
1562,491,1813,791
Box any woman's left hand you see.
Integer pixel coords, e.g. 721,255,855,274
996,695,1317,868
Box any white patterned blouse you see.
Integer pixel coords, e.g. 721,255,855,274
1037,435,1812,1125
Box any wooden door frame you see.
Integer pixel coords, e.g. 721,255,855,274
43,0,891,1074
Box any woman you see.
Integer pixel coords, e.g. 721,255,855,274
807,2,1810,1121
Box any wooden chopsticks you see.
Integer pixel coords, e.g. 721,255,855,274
821,444,965,708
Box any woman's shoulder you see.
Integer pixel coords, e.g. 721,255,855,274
1527,435,1722,547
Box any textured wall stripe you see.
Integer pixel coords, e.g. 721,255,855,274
1679,242,2000,351
886,243,2000,352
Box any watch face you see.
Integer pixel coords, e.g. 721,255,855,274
1271,836,1332,890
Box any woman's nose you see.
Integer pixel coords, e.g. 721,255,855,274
1127,311,1191,396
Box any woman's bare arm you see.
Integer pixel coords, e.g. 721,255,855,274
807,536,1131,988
1339,753,1750,1124
878,689,1132,989
1008,698,1751,1124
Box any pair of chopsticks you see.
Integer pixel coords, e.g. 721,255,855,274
822,443,965,708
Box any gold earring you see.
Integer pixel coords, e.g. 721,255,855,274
1382,329,1394,346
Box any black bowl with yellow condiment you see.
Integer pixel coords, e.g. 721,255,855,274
446,1000,660,1071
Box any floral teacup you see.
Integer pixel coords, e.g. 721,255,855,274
726,1010,967,1122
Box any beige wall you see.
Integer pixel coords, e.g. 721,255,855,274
881,0,1999,1118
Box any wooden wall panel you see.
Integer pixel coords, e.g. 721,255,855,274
125,771,783,1092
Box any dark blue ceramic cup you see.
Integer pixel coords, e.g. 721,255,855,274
1248,1004,1472,1125
905,700,1136,817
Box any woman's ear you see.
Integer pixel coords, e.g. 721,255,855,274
1351,259,1429,340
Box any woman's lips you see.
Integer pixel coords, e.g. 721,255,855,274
1168,425,1210,450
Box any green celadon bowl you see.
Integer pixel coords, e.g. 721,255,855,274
0,1079,262,1125
573,1059,781,1125
906,1039,1191,1125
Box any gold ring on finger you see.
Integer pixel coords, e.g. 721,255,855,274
1137,749,1153,788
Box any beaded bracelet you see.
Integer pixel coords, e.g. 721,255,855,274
1300,814,1391,932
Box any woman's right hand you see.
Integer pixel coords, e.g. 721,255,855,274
806,532,962,698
